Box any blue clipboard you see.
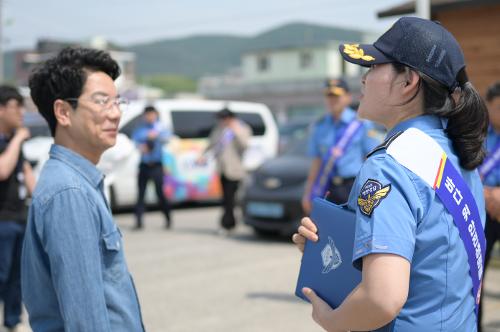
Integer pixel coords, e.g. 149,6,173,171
295,197,361,308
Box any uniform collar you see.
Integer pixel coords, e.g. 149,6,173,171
49,144,104,188
387,114,444,139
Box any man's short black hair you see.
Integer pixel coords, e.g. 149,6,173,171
0,85,23,107
486,81,500,102
143,105,158,114
28,47,121,137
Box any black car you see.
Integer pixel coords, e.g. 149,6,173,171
242,136,311,236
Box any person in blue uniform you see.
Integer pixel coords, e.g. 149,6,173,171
293,17,489,331
478,81,500,332
302,79,381,214
132,105,172,230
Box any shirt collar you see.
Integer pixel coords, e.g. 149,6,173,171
49,144,104,188
387,114,444,139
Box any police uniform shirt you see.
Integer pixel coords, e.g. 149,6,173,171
483,126,500,187
308,108,381,179
346,115,485,331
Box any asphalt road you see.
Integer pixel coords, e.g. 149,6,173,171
3,206,500,331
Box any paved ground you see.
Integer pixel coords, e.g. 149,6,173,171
2,206,500,331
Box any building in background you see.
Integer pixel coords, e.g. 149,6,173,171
378,0,500,96
199,29,377,123
14,37,136,93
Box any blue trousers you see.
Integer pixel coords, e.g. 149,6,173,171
0,222,24,328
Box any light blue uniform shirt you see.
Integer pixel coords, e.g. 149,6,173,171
132,120,170,164
308,108,382,178
22,145,144,332
347,115,485,332
483,126,500,186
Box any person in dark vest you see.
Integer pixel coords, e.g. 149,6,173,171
0,85,35,332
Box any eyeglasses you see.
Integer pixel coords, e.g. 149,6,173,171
64,96,129,113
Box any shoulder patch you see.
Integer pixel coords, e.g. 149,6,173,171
357,179,391,217
366,131,403,158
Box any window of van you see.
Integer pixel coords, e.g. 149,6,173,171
171,110,266,139
120,114,143,138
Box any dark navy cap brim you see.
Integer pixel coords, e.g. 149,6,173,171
339,43,393,67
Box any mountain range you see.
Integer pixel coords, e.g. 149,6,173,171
5,22,368,81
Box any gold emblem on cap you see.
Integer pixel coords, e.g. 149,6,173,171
343,44,375,61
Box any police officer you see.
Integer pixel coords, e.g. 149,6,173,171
293,17,488,331
478,81,500,332
302,79,381,214
0,85,35,331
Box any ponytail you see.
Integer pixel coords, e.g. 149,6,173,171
421,75,489,170
444,82,489,170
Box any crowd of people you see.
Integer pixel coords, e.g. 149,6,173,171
0,15,498,332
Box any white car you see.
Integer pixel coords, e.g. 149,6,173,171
24,99,279,211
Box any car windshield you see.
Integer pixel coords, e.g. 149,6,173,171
170,110,266,139
278,120,310,156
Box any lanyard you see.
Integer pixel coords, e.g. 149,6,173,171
479,139,500,180
310,119,363,199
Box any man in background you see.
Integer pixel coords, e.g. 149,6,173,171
479,81,500,332
132,105,171,230
302,79,381,214
203,108,251,235
0,85,35,332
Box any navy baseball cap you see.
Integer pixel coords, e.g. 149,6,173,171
324,78,350,96
339,17,466,91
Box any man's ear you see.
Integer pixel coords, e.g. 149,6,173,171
53,100,72,127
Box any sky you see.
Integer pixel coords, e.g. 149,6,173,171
3,0,406,51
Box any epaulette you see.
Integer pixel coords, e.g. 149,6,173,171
366,131,404,158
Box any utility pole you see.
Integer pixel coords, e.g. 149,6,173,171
416,0,431,20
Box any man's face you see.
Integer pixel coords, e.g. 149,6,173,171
67,71,121,157
487,96,500,130
219,117,232,127
144,111,158,124
0,99,24,132
325,93,351,115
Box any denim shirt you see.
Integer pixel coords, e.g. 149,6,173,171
21,144,144,332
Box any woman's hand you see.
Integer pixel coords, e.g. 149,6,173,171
292,217,319,253
302,288,345,332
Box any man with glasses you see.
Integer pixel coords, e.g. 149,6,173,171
0,85,35,332
21,47,144,332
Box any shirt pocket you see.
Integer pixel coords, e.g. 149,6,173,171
101,228,127,283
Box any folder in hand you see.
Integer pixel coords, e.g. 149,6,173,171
295,197,361,308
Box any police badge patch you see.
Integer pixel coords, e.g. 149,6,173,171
357,179,391,217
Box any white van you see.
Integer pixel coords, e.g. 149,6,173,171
100,99,278,209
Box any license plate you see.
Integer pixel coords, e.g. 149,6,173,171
246,202,284,218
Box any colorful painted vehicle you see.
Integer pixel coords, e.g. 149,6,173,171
101,99,279,208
